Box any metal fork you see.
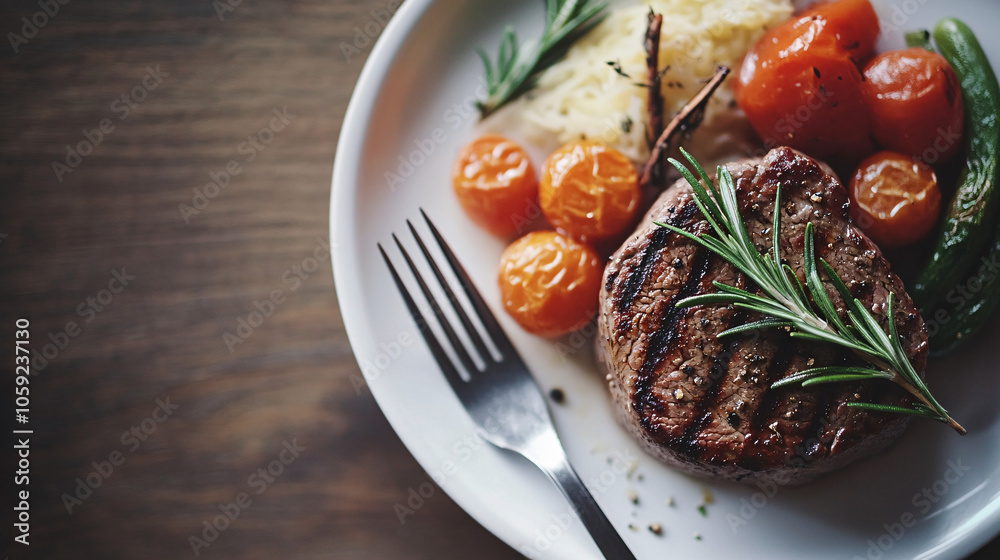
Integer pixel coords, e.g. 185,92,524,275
378,210,636,560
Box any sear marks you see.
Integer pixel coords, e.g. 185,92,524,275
596,147,927,485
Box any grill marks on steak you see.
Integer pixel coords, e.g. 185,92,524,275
597,147,927,484
614,202,699,320
632,248,710,435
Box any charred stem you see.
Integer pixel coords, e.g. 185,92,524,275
644,10,664,150
640,66,730,188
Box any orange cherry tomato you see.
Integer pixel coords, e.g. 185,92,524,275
539,141,640,241
452,135,538,237
862,48,965,163
849,151,942,249
498,231,603,337
735,0,879,162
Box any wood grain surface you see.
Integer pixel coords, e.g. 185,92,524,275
0,1,996,559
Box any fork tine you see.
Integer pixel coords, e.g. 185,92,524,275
391,234,482,377
379,243,465,388
420,209,518,356
406,219,494,365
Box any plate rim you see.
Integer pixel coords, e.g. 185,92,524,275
329,0,537,556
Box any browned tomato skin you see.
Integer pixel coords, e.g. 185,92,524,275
539,141,640,242
498,231,603,337
452,135,539,237
862,48,965,163
734,0,880,162
849,151,942,249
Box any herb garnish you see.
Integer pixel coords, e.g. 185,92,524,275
476,0,607,117
655,149,966,434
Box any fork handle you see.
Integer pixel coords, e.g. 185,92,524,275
525,433,637,560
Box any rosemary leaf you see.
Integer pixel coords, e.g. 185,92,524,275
782,263,811,311
771,366,889,389
674,293,743,308
477,0,608,117
804,223,851,336
801,373,893,387
660,149,965,434
847,402,945,422
717,318,792,338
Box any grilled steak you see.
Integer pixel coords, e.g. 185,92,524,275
596,147,927,485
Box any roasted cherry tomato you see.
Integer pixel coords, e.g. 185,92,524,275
849,151,942,248
735,0,879,162
498,231,603,337
539,141,640,241
798,0,880,57
862,47,964,163
452,135,538,237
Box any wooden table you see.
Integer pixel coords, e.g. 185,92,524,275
0,1,995,558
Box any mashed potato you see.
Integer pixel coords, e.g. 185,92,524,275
501,0,793,163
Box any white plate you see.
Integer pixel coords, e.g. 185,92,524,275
331,1,1000,558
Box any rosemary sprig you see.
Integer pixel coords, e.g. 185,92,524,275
654,149,966,435
476,0,608,117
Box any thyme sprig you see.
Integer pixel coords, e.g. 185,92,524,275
655,149,965,435
476,0,607,117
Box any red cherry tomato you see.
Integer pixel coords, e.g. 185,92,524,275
798,0,880,57
735,0,880,162
862,48,965,163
